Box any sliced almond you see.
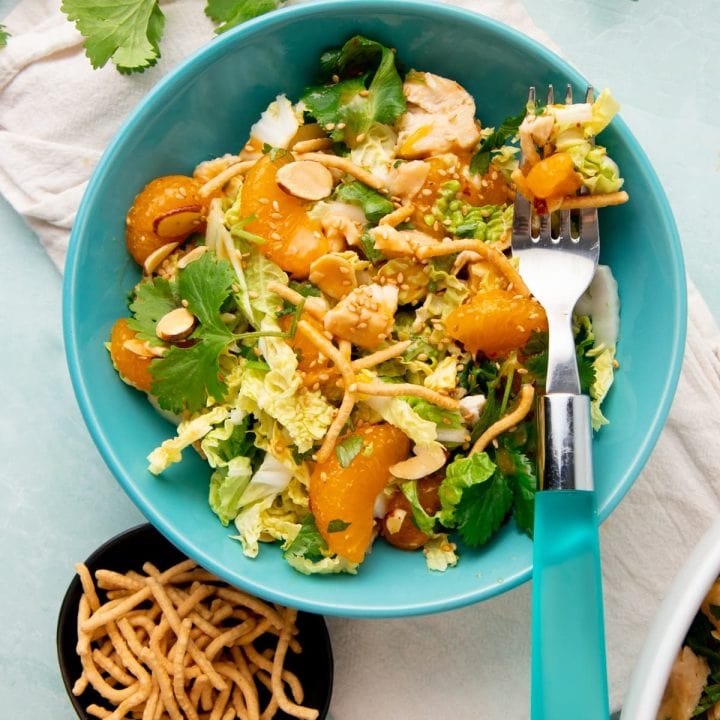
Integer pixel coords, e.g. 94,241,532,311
122,338,158,358
153,205,204,238
143,241,180,275
390,443,447,481
177,245,208,269
156,307,197,342
276,160,334,201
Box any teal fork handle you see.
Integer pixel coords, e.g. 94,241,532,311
531,489,609,720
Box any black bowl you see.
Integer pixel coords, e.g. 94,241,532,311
57,523,333,719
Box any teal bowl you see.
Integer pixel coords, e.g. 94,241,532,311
63,0,686,617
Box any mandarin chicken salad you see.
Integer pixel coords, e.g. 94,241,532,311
108,36,628,575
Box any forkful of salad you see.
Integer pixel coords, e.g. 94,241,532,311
511,84,628,720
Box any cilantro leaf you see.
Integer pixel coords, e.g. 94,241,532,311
334,181,394,223
470,109,525,175
283,514,328,561
454,470,514,547
61,0,165,74
301,35,405,142
205,0,281,34
0,24,9,47
496,444,536,536
327,519,351,533
151,336,229,414
150,253,236,414
127,276,179,344
523,326,595,394
335,434,363,468
573,318,598,394
178,251,235,331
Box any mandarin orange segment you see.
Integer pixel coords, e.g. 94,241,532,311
109,318,156,393
445,288,548,358
525,152,582,200
241,153,329,278
126,175,209,266
309,424,411,563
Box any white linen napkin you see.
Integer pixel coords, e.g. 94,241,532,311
2,1,719,718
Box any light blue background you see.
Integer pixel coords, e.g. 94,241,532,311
1,0,717,717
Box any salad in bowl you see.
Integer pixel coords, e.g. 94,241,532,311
107,35,628,577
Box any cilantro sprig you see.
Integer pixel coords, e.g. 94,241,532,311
149,252,236,414
470,108,526,176
61,0,285,74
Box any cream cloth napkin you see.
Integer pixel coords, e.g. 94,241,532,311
2,1,719,717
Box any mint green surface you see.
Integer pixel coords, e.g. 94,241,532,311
532,490,609,720
1,0,716,718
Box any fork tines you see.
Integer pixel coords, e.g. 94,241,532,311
531,83,594,106
522,83,597,242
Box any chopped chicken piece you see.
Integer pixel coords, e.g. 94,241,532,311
518,114,543,168
311,200,366,250
522,113,555,146
388,160,431,201
656,646,710,720
397,71,481,159
323,283,399,349
322,214,362,250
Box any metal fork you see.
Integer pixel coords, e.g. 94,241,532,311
514,86,609,720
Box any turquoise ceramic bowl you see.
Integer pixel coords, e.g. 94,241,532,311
63,0,686,617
